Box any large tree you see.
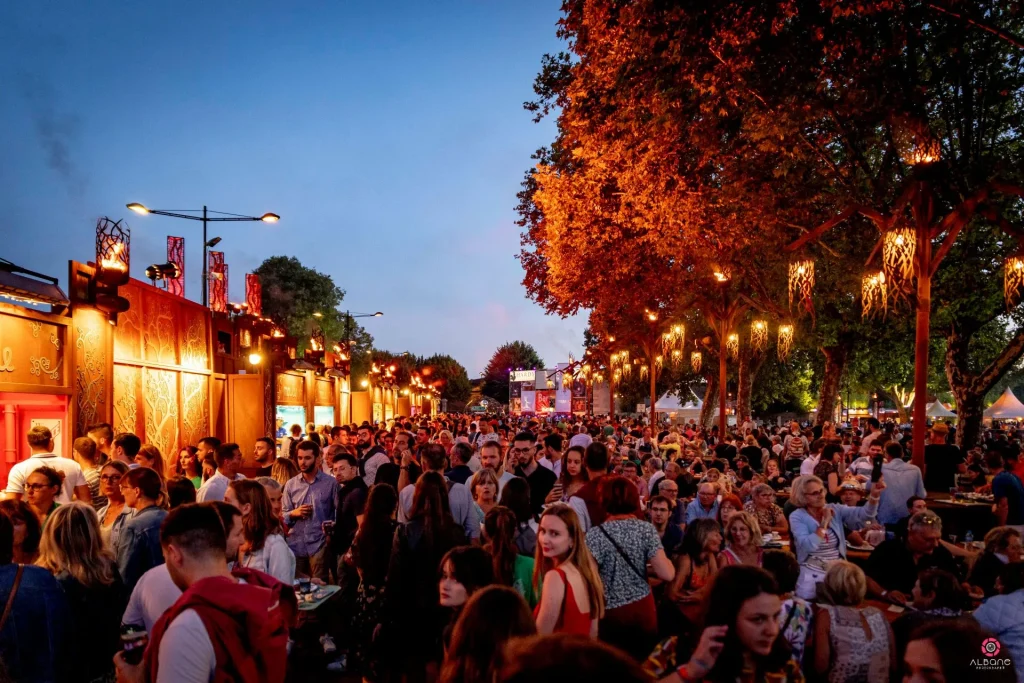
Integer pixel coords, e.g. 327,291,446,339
254,255,373,362
421,354,473,404
518,0,1024,446
482,342,545,402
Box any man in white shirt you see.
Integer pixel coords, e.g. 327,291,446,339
5,426,90,504
537,433,564,478
196,443,245,503
468,440,515,495
115,502,278,683
121,502,244,632
799,441,822,476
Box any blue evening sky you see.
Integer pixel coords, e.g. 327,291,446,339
0,1,583,376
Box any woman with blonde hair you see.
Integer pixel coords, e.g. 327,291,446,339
718,511,764,567
270,456,298,486
533,502,604,638
135,443,167,480
813,560,896,682
38,502,127,683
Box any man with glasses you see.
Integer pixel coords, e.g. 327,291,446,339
511,432,556,515
5,426,90,503
655,478,687,528
685,483,720,526
864,509,959,605
649,494,683,556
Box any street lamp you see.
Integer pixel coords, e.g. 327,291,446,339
126,203,280,307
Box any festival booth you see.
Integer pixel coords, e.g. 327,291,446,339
509,366,586,416
0,302,73,485
984,388,1024,424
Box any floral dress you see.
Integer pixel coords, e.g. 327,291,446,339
644,635,805,681
745,501,785,532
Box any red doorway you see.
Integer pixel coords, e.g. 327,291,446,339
0,392,69,490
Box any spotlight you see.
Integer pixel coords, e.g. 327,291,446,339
145,262,182,282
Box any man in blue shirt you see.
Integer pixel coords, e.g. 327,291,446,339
870,441,926,526
282,440,338,582
685,483,720,526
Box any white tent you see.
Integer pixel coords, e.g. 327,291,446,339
926,401,956,419
984,388,1024,419
656,392,703,424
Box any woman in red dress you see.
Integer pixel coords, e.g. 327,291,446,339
532,503,604,637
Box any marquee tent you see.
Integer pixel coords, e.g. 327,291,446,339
926,401,956,419
984,388,1024,420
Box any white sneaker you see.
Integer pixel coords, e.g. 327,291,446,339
320,634,337,655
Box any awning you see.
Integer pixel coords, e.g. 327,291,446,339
0,266,68,307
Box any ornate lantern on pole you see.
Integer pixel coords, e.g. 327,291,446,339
862,271,888,318
777,324,794,362
1006,255,1024,310
882,227,915,297
95,218,131,282
750,320,768,354
788,260,815,312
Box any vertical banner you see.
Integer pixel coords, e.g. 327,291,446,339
208,251,227,312
166,236,185,297
245,273,262,316
555,389,572,413
520,390,536,413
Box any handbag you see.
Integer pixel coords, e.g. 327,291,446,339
0,565,24,633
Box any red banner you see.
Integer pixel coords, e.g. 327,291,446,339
208,251,227,312
245,273,262,316
166,236,185,297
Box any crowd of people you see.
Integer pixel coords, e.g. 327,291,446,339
1,413,1023,682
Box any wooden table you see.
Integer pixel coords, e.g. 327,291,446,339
863,598,909,623
926,493,994,540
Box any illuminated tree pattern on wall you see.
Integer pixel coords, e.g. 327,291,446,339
74,310,108,436
181,373,209,447
145,369,179,459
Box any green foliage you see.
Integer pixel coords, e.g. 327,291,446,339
422,354,472,403
253,255,373,362
482,342,545,402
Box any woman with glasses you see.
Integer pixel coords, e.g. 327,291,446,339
115,467,168,592
97,461,132,550
25,466,63,526
789,474,884,600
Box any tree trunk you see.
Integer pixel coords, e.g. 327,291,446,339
945,323,1024,449
650,360,658,425
700,373,718,429
737,342,767,425
815,342,851,426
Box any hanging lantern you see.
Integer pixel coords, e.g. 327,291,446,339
655,355,664,371
751,320,768,354
727,333,739,360
671,348,682,367
691,350,703,374
640,364,649,380
1006,256,1024,310
663,324,685,355
613,369,621,382
862,270,888,318
883,227,915,295
778,324,794,362
788,260,815,311
95,217,131,284
895,117,941,166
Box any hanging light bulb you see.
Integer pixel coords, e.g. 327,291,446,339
778,324,794,362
